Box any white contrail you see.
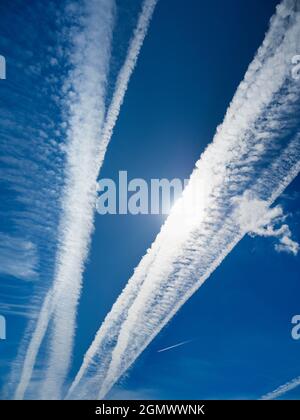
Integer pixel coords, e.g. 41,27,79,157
40,0,158,401
67,0,300,400
13,290,54,399
14,0,158,400
97,0,158,168
261,376,300,400
157,340,192,353
14,0,115,400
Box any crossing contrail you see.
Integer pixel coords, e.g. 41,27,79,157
66,0,300,400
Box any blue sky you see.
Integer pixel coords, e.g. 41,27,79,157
0,0,300,400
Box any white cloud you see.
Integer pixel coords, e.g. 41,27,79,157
275,234,299,255
14,0,158,401
14,0,115,401
261,375,300,400
234,190,299,255
0,233,38,280
109,387,157,400
67,0,300,400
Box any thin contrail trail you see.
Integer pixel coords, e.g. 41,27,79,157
261,376,300,400
14,0,158,400
14,0,115,400
0,0,68,400
67,0,300,400
96,0,158,167
157,340,192,353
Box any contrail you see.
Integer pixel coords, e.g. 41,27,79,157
40,0,158,401
14,0,158,400
97,0,158,167
157,340,192,353
14,0,115,400
261,376,300,400
67,0,300,400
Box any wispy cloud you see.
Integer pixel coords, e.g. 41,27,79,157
67,0,300,400
96,0,158,170
157,340,192,353
109,387,157,400
0,233,38,280
261,375,300,399
38,0,116,401
14,0,115,401
14,0,158,400
0,0,68,398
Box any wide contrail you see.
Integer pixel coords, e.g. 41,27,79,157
14,0,158,400
261,376,300,400
157,340,192,353
67,0,300,400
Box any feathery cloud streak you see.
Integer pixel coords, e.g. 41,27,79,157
0,234,38,280
67,0,300,399
261,375,300,399
15,0,115,400
14,0,158,400
157,340,192,353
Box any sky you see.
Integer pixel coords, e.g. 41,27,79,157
0,0,300,400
